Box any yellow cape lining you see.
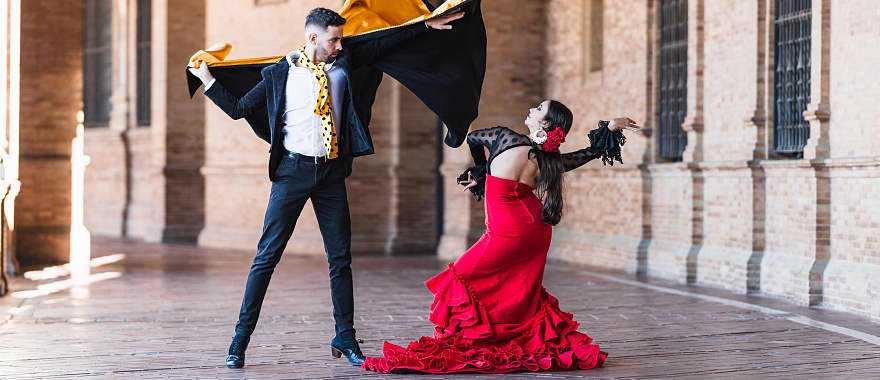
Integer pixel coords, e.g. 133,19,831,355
188,0,467,68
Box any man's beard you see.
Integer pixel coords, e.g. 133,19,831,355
316,48,337,63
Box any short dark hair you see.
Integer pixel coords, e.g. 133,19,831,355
305,8,346,30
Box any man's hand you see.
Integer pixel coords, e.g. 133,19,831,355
188,62,214,84
425,11,465,30
609,117,641,133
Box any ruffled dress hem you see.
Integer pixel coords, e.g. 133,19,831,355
362,264,607,374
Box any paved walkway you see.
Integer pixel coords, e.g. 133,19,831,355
2,238,880,379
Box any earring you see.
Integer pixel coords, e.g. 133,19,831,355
529,129,548,144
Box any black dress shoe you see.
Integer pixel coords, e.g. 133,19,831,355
225,335,249,369
330,335,365,366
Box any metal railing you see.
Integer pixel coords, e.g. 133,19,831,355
773,0,812,157
658,0,688,161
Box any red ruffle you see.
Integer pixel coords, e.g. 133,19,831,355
426,264,494,340
363,265,607,374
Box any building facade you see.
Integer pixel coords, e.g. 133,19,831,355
541,0,879,321
2,0,877,321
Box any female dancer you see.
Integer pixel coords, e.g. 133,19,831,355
364,100,640,374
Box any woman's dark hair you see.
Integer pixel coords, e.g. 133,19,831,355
531,100,573,226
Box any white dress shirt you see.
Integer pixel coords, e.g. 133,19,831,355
203,52,335,157
282,60,333,157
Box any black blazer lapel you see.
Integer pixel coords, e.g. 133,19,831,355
268,59,290,143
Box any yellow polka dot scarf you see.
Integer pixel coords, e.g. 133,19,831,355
297,47,338,159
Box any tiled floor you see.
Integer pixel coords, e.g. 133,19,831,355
2,237,879,379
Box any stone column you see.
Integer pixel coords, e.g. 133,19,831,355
803,0,832,306
746,0,769,293
637,0,658,278
151,0,206,243
348,78,440,256
681,0,705,285
15,0,82,267
384,82,441,256
0,0,23,292
347,78,398,254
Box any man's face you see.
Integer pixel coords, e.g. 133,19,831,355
310,25,343,63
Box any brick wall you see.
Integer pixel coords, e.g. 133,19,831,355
760,163,817,305
820,0,880,319
696,164,754,292
16,0,81,267
540,0,880,321
692,0,759,293
123,128,161,240
84,130,127,237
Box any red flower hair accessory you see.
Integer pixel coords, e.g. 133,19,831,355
540,127,566,153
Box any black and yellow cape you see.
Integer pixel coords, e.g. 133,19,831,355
186,0,485,148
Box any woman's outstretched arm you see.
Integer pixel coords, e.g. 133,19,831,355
561,118,640,172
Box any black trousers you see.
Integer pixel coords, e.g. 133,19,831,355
234,152,355,339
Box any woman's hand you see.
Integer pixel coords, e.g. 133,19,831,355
609,117,641,133
458,172,478,192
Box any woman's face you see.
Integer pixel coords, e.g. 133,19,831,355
525,100,550,131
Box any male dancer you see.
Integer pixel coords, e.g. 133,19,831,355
188,7,463,368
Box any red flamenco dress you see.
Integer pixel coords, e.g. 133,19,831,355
363,123,624,374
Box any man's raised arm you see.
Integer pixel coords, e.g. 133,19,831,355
346,11,465,69
189,63,270,143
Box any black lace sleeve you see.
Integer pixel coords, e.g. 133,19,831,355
459,127,532,200
561,121,627,172
466,126,500,168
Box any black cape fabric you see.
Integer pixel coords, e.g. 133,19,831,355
187,0,485,148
